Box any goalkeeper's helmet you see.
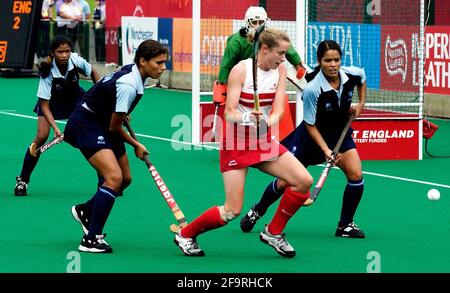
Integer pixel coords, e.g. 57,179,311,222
243,6,268,34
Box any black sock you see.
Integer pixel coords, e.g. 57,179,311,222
18,147,40,182
87,186,117,239
339,178,364,227
84,197,95,215
254,179,284,216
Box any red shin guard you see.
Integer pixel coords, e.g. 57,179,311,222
268,188,310,235
180,206,226,239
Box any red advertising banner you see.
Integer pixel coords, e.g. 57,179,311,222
106,0,192,27
315,0,364,23
105,27,119,64
435,0,450,26
371,0,420,25
201,0,257,19
424,26,450,95
266,0,296,21
352,120,420,160
200,103,420,160
380,26,420,92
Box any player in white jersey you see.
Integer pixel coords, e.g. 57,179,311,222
174,28,313,258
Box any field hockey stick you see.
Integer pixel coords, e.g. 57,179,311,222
123,120,187,233
304,112,356,206
252,25,265,137
30,133,64,156
211,102,219,142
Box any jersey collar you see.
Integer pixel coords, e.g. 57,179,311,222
132,64,144,94
318,68,349,92
50,54,75,79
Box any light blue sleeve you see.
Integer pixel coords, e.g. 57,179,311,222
344,66,366,84
36,75,53,100
70,53,92,77
115,84,136,113
303,88,318,125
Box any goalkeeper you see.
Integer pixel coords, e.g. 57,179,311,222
213,6,307,139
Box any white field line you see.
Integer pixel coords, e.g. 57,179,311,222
1,110,448,189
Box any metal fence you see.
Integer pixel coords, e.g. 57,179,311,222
36,19,105,64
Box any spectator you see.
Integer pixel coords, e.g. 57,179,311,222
56,0,82,52
93,0,106,62
77,0,91,59
36,0,55,59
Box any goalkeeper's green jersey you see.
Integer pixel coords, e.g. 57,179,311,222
217,30,302,83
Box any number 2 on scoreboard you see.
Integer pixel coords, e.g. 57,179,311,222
13,16,20,30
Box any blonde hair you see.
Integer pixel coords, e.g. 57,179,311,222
247,27,291,50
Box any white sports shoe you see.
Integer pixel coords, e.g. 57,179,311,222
174,232,205,256
260,225,296,258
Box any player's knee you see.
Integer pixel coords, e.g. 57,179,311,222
35,134,49,145
286,187,310,201
219,206,239,223
122,175,132,189
104,172,123,190
277,179,289,192
347,171,363,182
291,173,313,194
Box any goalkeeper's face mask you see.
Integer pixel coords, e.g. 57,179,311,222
244,6,268,34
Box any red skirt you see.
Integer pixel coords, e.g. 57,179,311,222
219,122,288,172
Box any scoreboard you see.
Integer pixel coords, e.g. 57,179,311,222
0,0,43,69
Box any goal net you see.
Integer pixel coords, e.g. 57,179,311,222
193,0,424,148
307,0,424,120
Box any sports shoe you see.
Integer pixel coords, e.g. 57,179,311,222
174,232,205,256
71,204,90,234
240,205,262,233
79,234,113,253
14,176,28,196
335,221,365,238
259,225,296,258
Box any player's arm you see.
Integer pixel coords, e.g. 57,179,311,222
71,53,101,83
111,84,148,159
268,63,287,127
303,89,333,161
347,66,366,117
285,44,306,79
352,81,366,117
90,66,101,83
40,99,61,136
36,76,61,136
224,61,259,123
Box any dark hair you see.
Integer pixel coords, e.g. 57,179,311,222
317,40,342,62
134,40,168,64
38,35,73,77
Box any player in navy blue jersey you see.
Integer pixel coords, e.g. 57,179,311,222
65,39,168,253
14,35,100,196
241,40,367,238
